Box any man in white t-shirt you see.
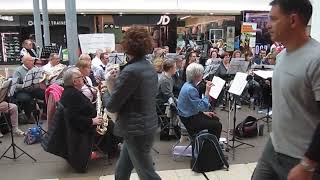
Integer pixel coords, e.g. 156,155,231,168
91,49,103,71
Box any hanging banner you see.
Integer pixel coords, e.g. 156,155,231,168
78,33,115,54
226,26,235,51
240,22,257,51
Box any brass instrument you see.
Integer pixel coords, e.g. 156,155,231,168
96,86,110,135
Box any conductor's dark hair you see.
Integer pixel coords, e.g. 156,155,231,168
270,0,312,26
121,26,154,59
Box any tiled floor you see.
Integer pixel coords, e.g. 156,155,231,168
38,163,257,180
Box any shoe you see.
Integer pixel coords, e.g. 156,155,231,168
236,105,242,109
0,132,3,138
13,128,25,137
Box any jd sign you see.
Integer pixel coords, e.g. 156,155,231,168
157,15,170,25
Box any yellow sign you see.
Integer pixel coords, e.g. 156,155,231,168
241,25,256,33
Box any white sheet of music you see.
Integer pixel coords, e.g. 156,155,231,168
209,76,226,99
228,72,248,96
253,70,273,79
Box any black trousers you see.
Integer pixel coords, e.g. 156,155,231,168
180,112,222,139
15,88,45,118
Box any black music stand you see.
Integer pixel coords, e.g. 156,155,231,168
0,80,36,162
225,72,254,158
109,53,126,64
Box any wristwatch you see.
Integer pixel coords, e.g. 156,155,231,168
300,159,316,172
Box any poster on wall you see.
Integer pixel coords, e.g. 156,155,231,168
78,33,115,54
243,11,272,54
240,22,257,51
226,26,235,51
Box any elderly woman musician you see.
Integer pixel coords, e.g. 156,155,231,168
52,67,103,172
177,63,222,138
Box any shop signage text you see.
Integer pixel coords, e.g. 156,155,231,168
27,20,66,26
0,15,14,22
157,15,170,25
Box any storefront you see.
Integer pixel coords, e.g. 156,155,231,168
0,14,94,64
93,14,177,52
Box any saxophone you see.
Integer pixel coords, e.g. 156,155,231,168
96,87,109,135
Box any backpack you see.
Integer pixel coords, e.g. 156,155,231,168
235,116,258,138
24,126,42,145
191,130,229,177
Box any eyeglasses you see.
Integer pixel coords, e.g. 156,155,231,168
74,75,83,80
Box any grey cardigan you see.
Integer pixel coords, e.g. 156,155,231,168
103,58,159,137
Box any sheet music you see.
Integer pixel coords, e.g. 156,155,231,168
228,72,248,96
227,60,250,75
251,64,275,70
0,79,12,102
253,70,273,79
9,78,17,97
22,67,44,89
209,76,226,99
203,64,220,79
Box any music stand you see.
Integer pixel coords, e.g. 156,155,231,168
0,80,37,162
203,64,221,80
253,70,273,132
225,72,254,158
109,53,126,64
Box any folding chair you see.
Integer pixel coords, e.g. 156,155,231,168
172,118,194,161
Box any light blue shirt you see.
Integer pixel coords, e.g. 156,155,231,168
177,82,210,118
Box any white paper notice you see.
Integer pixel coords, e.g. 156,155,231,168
253,70,273,79
228,72,248,96
209,76,226,99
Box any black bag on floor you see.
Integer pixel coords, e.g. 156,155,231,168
235,116,258,138
191,130,229,174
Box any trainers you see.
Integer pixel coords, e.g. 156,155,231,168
0,132,3,138
13,128,25,136
236,105,242,109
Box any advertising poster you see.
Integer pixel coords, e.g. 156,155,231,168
226,26,235,51
240,22,257,51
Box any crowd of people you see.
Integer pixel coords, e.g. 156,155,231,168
0,0,319,179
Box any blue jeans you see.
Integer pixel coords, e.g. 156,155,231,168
252,138,320,180
115,133,161,180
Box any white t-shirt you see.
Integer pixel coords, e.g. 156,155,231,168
42,62,53,74
91,57,103,70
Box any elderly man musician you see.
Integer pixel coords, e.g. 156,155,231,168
13,55,46,123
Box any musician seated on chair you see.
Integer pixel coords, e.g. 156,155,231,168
157,60,177,105
79,53,98,87
20,39,38,60
59,67,103,172
76,59,97,103
13,55,46,123
93,52,110,83
42,53,66,83
177,63,222,139
0,76,25,137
